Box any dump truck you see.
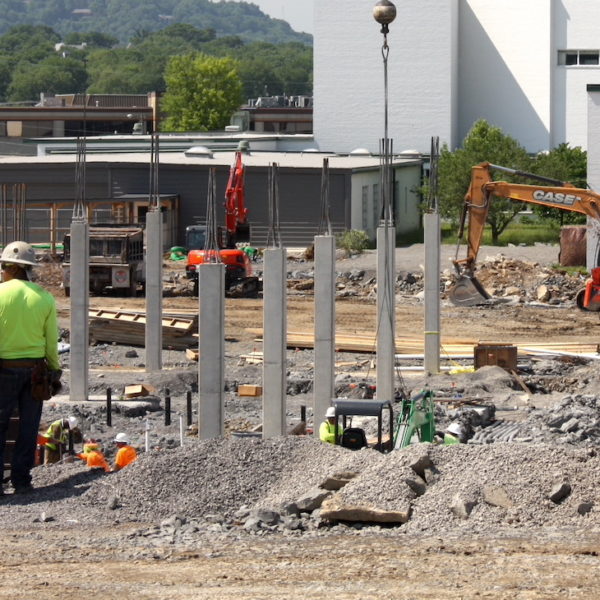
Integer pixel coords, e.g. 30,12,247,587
62,225,145,297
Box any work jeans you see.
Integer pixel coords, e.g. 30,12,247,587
0,367,43,488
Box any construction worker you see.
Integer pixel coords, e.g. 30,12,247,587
319,406,344,444
444,422,463,445
77,440,110,473
0,241,61,495
113,433,137,471
43,416,78,464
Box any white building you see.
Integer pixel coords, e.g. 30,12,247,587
314,0,600,154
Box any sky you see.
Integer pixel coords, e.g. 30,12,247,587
212,0,315,34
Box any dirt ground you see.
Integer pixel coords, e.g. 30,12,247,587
4,245,600,599
2,526,600,599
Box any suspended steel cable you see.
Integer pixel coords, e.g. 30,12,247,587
266,162,281,248
318,157,332,236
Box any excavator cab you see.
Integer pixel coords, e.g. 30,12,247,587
394,390,436,449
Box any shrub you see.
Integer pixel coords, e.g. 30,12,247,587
336,230,370,254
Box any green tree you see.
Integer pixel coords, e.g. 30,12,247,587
161,53,243,131
438,119,531,243
529,143,588,226
7,55,86,101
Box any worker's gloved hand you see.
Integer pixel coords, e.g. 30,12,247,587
50,369,62,396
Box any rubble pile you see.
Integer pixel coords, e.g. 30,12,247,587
449,255,586,304
514,395,600,445
285,256,587,305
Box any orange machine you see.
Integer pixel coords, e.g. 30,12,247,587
450,162,600,310
185,152,260,297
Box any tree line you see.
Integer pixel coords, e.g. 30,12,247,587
0,23,312,107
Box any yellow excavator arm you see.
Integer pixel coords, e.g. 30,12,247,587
450,162,600,306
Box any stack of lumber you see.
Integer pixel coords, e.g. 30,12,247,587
89,308,198,350
248,328,600,358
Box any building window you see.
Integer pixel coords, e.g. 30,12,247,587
558,50,599,66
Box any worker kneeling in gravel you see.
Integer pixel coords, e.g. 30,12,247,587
444,422,463,445
112,433,137,472
43,416,78,464
77,439,110,473
319,407,344,444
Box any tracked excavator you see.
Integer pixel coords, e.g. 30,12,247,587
449,162,600,310
185,151,260,297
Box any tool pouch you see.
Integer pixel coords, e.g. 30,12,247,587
31,360,51,402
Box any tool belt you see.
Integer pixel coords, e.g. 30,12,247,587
0,358,51,401
0,358,44,368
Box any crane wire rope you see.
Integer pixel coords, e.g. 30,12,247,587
203,167,222,262
266,162,281,248
318,157,332,236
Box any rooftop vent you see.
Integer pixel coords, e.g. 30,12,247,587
350,148,371,156
184,146,213,158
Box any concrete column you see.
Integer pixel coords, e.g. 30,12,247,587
69,220,89,401
262,247,287,437
145,209,163,371
376,224,396,401
198,263,225,439
313,235,335,435
424,211,441,375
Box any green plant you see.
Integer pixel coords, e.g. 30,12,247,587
336,230,370,254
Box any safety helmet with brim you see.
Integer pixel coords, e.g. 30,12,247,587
114,432,129,444
1,241,37,267
325,407,336,418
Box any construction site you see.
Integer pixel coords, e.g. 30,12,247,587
1,232,600,598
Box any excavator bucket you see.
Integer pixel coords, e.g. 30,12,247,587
448,275,492,307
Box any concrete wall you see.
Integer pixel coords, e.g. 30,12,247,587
350,163,422,240
586,88,600,268
552,0,600,150
314,0,456,155
314,0,600,153
458,0,552,152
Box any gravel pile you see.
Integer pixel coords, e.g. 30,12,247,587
2,435,599,545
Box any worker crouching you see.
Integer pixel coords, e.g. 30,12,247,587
319,407,343,444
77,440,110,473
112,433,137,472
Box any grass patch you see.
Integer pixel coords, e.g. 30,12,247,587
441,223,560,246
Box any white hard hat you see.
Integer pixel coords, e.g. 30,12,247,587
67,416,78,429
114,432,129,444
325,407,336,418
1,241,37,267
446,422,463,436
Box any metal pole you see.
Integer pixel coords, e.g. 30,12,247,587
106,388,112,427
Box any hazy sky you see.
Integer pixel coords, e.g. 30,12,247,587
213,0,315,34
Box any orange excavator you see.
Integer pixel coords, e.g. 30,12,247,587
185,152,260,297
449,162,600,310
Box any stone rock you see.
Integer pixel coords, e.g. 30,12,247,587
407,450,434,478
578,502,594,516
404,473,427,497
483,485,514,509
549,482,571,504
560,418,579,433
320,496,411,524
296,488,332,512
450,493,476,519
536,285,550,301
320,471,359,491
251,508,280,525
